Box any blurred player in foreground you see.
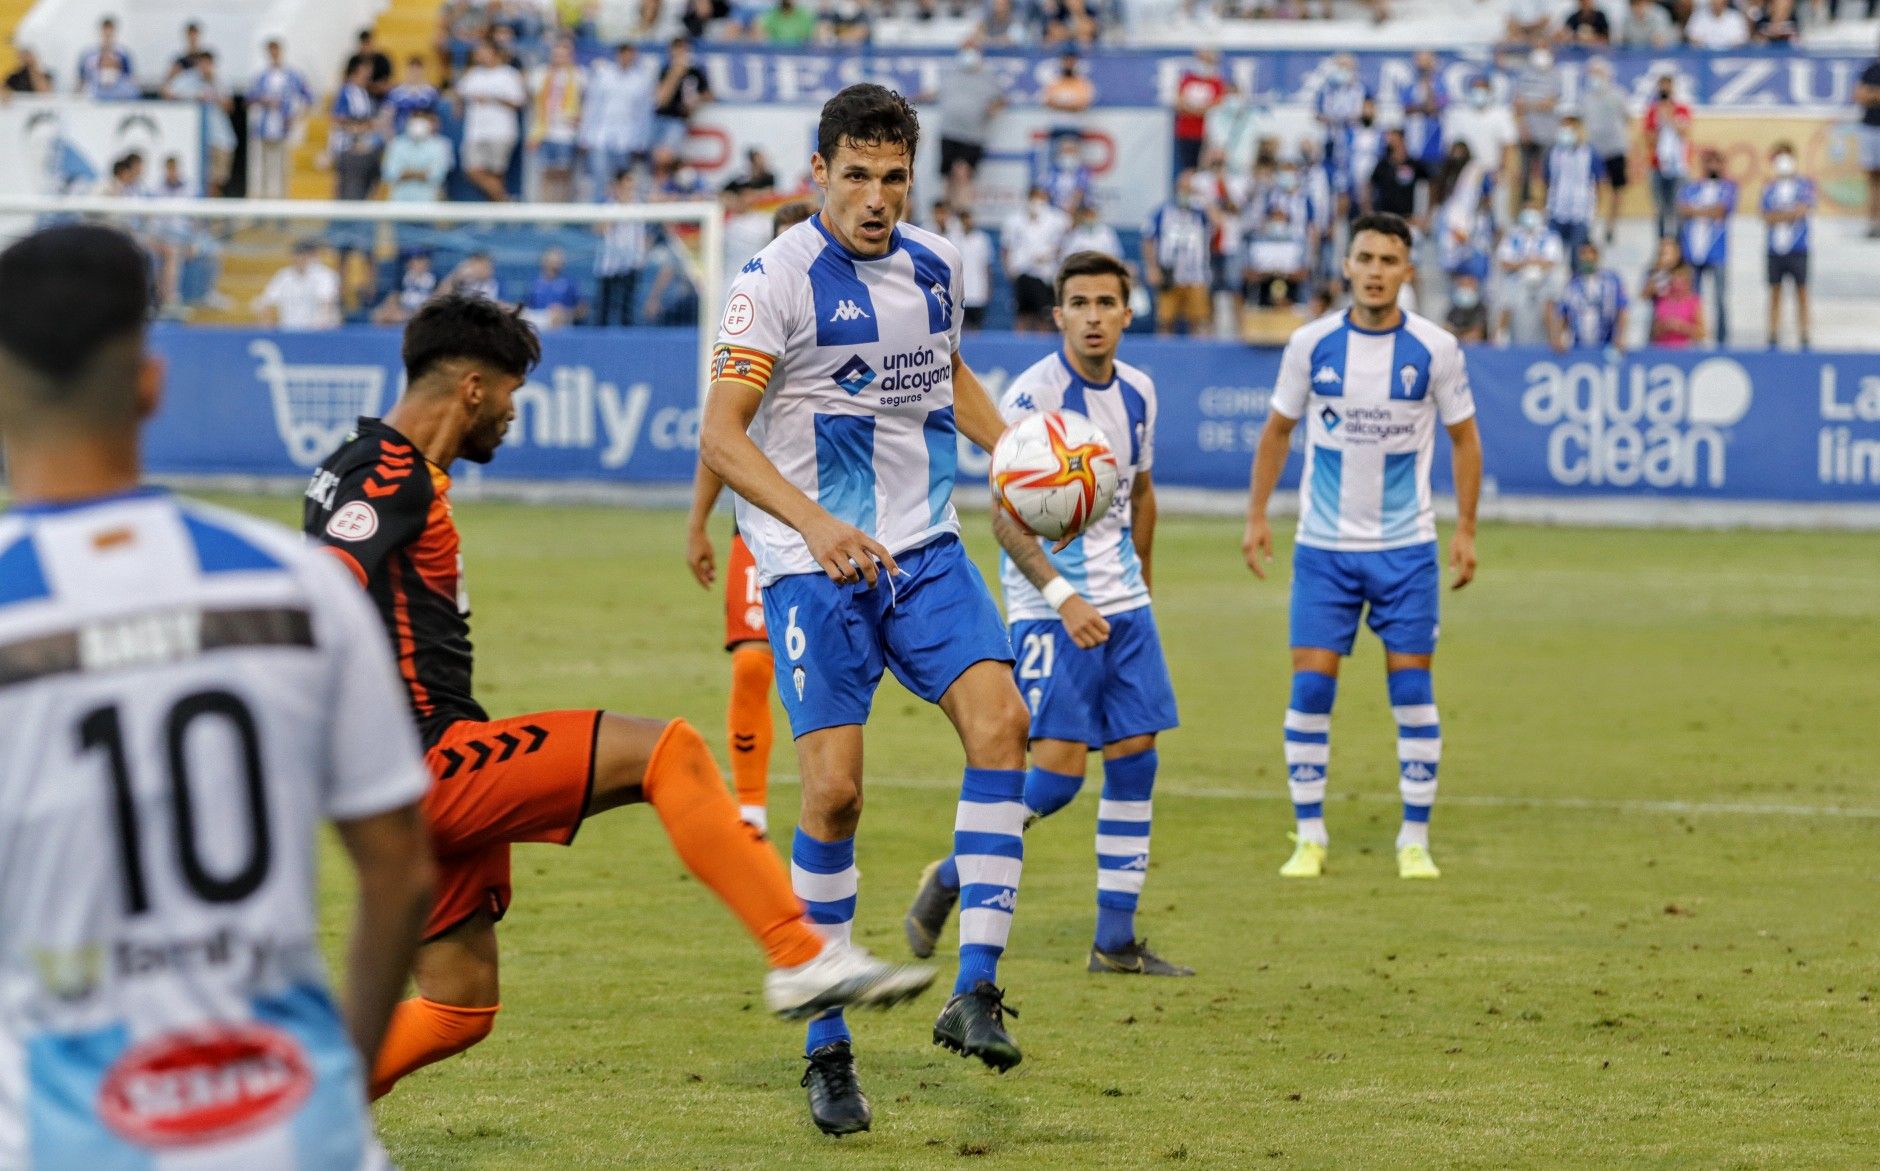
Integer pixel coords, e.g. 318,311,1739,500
305,294,933,1102
1243,212,1484,880
685,198,818,835
701,85,1033,1136
905,251,1192,977
0,223,435,1168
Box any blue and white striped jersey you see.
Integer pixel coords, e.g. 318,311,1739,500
998,351,1158,621
1762,176,1814,256
1678,177,1738,267
0,488,425,1170
713,216,966,584
1556,270,1628,348
1544,143,1601,226
1142,203,1212,289
1272,310,1476,552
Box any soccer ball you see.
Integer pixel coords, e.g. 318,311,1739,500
991,410,1120,541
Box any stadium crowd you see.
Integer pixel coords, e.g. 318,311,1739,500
3,0,1866,344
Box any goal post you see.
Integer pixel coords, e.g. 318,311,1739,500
0,193,727,410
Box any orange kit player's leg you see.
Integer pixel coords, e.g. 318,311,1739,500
371,710,932,1099
724,533,775,832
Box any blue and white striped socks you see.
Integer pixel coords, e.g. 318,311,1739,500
1094,749,1156,952
791,829,856,1054
1285,671,1337,845
1389,669,1441,849
952,767,1027,995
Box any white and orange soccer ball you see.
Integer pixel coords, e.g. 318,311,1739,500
991,410,1120,542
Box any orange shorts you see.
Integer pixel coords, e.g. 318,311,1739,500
420,709,602,940
724,534,768,650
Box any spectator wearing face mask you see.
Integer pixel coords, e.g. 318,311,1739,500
1314,53,1368,166
1241,198,1311,312
1642,75,1693,242
1395,51,1448,170
1677,149,1737,345
1173,49,1232,175
1038,136,1093,214
930,41,1005,212
1293,139,1338,286
1545,115,1603,258
371,251,438,325
1142,172,1215,336
1433,142,1494,285
1444,76,1518,220
1060,200,1124,264
1369,129,1427,225
1761,141,1814,350
1445,273,1488,343
1497,201,1564,346
77,17,138,100
383,109,453,202
1552,240,1628,353
1578,60,1631,247
1003,186,1072,332
1333,97,1385,220
1512,45,1563,209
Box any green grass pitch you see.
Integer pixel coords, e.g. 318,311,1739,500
213,495,1876,1169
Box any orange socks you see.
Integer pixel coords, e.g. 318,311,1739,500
644,719,823,970
727,645,775,832
368,997,500,1100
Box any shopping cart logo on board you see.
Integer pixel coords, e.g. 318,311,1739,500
250,340,388,467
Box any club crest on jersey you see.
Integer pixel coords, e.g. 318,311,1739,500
925,280,953,329
833,355,877,396
792,665,806,701
1313,366,1342,386
828,299,870,323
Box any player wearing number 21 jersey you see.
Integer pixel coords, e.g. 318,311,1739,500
700,85,1034,1136
905,250,1192,979
0,225,436,1170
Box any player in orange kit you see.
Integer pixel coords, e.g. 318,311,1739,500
304,292,931,1100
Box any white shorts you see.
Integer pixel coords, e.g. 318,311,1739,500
464,136,516,174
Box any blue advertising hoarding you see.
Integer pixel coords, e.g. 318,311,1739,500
680,46,1873,110
147,325,1880,507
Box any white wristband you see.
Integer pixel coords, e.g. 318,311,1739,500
1041,577,1077,611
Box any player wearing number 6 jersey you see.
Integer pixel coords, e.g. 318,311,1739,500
905,251,1192,979
685,200,820,836
0,225,436,1170
700,85,1034,1136
305,294,932,1104
1243,213,1485,881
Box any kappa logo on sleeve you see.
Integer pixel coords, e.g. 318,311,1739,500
324,501,380,542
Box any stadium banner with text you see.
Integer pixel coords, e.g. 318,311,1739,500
0,96,206,199
145,326,1879,506
684,46,1873,111
687,103,1173,224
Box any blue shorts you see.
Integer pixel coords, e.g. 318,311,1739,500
762,535,1013,737
1011,607,1180,748
534,140,577,168
1290,541,1440,656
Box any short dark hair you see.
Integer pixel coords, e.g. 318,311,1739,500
1347,212,1414,256
0,224,149,420
817,84,920,166
772,199,816,236
1055,250,1132,305
401,294,541,386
